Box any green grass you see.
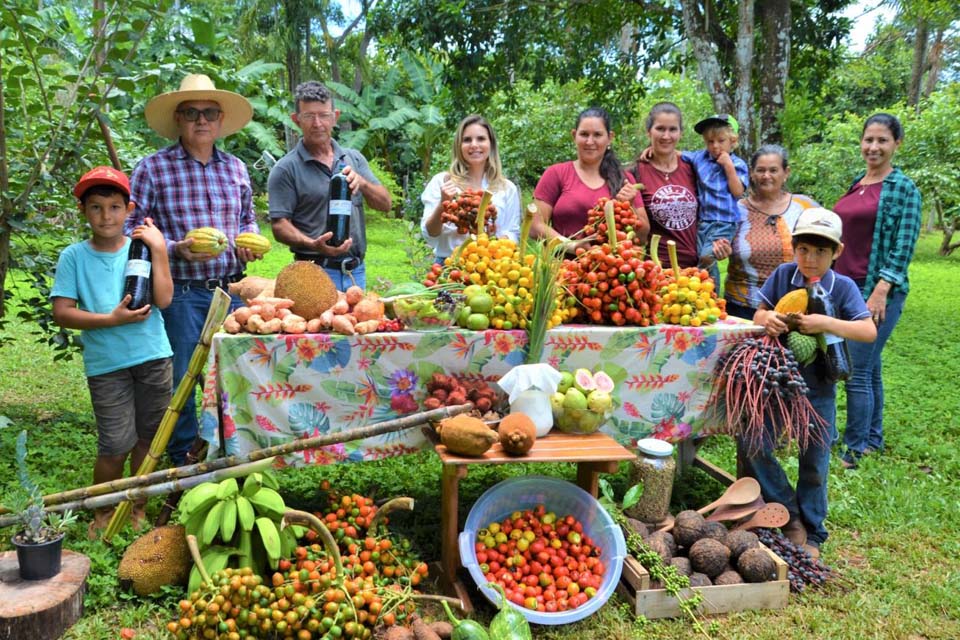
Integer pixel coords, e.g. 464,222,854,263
1,230,958,639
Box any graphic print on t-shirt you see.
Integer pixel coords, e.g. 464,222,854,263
650,184,697,231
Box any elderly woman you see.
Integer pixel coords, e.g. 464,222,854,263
532,107,648,249
629,102,699,268
718,145,820,319
833,113,921,468
421,115,521,262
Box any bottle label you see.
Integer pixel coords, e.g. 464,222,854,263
823,332,843,346
329,200,352,218
124,259,151,278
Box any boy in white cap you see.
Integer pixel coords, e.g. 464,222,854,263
748,207,876,558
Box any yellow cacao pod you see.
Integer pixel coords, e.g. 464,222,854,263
235,232,271,254
774,289,808,314
185,227,228,255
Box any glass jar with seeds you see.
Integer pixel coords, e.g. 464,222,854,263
625,438,676,525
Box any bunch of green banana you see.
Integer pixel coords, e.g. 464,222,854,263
180,469,303,591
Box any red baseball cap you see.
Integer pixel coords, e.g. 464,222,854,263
73,166,131,199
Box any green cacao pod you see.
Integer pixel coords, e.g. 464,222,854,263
786,331,817,366
235,232,271,254
185,227,228,255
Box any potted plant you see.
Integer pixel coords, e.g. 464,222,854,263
7,430,77,580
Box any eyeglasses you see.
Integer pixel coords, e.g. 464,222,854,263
176,107,222,122
298,111,336,123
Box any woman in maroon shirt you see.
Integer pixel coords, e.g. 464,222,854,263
629,102,699,269
532,107,647,250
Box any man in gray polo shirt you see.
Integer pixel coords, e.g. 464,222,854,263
268,81,392,290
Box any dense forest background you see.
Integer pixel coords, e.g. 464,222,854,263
1,0,958,348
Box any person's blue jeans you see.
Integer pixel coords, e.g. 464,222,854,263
738,374,837,546
724,300,755,321
842,289,907,461
162,284,243,465
697,220,738,286
323,262,366,291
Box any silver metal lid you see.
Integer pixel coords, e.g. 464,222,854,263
636,438,674,457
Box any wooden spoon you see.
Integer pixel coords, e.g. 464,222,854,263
659,477,762,532
706,496,765,523
732,502,790,531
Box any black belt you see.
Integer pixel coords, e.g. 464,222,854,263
293,253,362,273
174,273,244,291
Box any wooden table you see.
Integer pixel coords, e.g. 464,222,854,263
434,431,635,611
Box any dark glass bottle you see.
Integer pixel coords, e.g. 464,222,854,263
806,276,852,382
325,158,351,247
123,238,152,309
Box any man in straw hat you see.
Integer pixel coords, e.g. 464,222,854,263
268,81,392,290
125,73,263,465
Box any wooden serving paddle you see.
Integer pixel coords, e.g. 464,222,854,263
705,496,765,523
659,477,762,532
732,502,790,531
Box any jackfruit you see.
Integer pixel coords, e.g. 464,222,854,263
118,524,192,596
273,261,339,320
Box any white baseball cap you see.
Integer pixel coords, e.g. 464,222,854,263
792,207,843,244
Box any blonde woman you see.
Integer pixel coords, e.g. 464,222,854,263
421,115,521,262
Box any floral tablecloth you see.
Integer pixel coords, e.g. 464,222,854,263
200,322,761,466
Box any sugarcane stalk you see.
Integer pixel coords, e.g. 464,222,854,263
475,189,493,236
186,534,212,586
650,234,662,268
667,239,681,274
367,497,414,534
519,202,537,255
0,458,275,528
103,288,232,541
604,199,617,249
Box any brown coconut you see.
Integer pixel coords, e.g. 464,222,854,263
724,529,760,562
673,510,706,548
624,518,650,540
669,556,692,577
273,261,338,320
688,572,712,587
689,538,731,578
714,569,744,585
738,547,777,583
646,531,676,563
700,521,729,543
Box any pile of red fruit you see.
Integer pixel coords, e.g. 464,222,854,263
561,239,662,326
441,188,497,235
376,317,403,332
473,504,606,614
422,372,499,413
583,197,641,242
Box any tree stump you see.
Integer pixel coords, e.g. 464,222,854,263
0,550,90,640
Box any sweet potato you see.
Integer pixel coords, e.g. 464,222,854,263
223,314,242,334
353,296,385,322
281,314,307,334
233,306,254,325
345,285,365,307
259,302,277,321
411,617,441,640
228,275,275,302
319,309,335,330
428,621,453,639
257,317,282,334
355,319,380,334
331,297,350,315
277,308,292,319
251,295,295,309
306,318,323,333
330,314,356,335
245,313,264,333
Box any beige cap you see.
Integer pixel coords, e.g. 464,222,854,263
145,74,253,140
792,207,843,244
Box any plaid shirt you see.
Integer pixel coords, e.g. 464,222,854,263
849,167,922,297
126,142,259,281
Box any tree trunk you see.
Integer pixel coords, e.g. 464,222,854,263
679,0,732,113
922,27,945,98
757,0,791,146
908,17,928,107
733,0,755,155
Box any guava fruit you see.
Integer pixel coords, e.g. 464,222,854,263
550,392,565,416
587,390,613,413
557,371,575,394
573,368,596,393
593,371,615,393
577,411,605,434
562,388,588,411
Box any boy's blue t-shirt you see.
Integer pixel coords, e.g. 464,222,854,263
50,238,172,377
681,149,749,224
758,263,871,324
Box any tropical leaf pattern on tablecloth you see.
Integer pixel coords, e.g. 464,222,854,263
201,322,762,463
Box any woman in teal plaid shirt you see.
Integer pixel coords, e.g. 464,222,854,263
832,113,922,468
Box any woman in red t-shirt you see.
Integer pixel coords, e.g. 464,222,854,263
629,102,699,269
532,107,648,250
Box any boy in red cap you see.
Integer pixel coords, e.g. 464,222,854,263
51,166,174,538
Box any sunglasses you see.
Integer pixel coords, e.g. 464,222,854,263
176,107,222,122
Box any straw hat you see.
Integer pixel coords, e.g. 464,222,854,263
145,74,253,140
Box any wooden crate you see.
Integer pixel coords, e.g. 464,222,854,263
616,543,789,619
